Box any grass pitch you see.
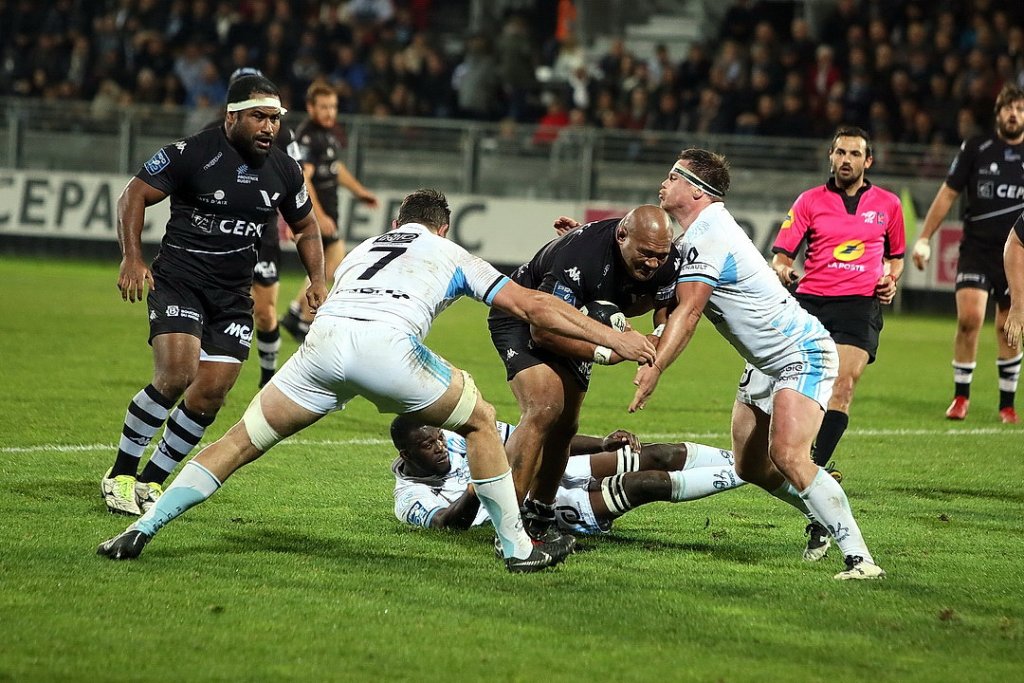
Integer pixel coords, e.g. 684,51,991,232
1,257,1022,682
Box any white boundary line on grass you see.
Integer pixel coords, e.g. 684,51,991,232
0,427,1013,454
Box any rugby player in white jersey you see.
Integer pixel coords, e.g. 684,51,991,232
98,189,657,573
390,417,745,533
631,149,886,580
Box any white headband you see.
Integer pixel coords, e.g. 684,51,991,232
673,164,724,198
226,97,287,115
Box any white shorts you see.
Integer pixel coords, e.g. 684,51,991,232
553,457,611,535
735,344,838,414
271,317,452,415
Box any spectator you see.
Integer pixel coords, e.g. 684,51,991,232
452,34,500,120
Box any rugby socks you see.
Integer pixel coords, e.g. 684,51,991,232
615,445,641,473
953,361,976,398
257,327,281,388
135,461,221,537
140,404,215,484
600,474,633,515
799,468,873,563
669,466,746,502
811,410,849,466
473,470,534,560
770,480,813,518
681,442,735,470
997,353,1022,409
111,385,175,477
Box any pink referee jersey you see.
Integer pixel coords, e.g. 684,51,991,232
773,180,906,297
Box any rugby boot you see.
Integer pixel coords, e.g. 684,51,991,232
999,406,1019,424
945,396,969,420
834,555,886,580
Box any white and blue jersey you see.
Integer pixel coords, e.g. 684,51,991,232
675,203,837,410
317,223,509,341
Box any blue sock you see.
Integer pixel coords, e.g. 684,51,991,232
135,461,221,536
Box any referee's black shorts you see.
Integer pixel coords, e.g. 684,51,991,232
795,294,883,364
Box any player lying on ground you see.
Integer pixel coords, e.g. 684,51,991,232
391,417,745,532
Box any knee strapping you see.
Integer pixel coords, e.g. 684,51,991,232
242,394,283,452
441,371,478,430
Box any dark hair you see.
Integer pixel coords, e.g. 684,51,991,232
995,83,1024,114
390,415,423,450
677,148,730,198
229,67,264,86
397,189,451,230
306,81,337,105
830,126,873,158
226,74,280,105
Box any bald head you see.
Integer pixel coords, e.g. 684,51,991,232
616,205,675,281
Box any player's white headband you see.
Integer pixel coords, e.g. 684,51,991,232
226,96,287,115
672,164,723,198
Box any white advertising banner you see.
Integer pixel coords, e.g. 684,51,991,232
0,168,955,289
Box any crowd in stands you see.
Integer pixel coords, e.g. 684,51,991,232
2,0,1023,149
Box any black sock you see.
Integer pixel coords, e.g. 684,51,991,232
139,403,216,484
257,327,281,387
111,384,175,477
952,361,975,399
812,410,849,466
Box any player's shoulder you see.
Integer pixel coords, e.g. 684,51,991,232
961,134,995,154
793,184,829,206
867,183,901,205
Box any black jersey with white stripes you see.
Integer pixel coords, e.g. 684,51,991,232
946,135,1024,249
136,126,311,290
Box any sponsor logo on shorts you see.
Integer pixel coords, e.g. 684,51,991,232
144,149,170,175
779,361,805,380
174,141,187,153
254,261,278,279
165,305,201,322
224,322,253,347
505,348,517,360
564,266,582,284
832,240,866,262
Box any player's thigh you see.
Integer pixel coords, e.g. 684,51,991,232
768,388,824,468
955,287,989,327
731,399,770,471
509,363,572,416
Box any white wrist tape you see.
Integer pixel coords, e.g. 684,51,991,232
652,324,665,338
913,238,931,261
593,345,612,365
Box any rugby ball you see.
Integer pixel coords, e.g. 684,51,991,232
581,300,628,332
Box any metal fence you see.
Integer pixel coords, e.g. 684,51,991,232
1,96,952,211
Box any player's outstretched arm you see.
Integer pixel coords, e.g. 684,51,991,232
1004,230,1024,347
492,282,656,365
116,178,166,303
630,280,713,412
430,488,482,530
289,211,327,313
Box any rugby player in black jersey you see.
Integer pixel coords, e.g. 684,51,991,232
487,205,680,548
101,74,327,515
280,81,379,342
912,84,1024,423
204,67,304,390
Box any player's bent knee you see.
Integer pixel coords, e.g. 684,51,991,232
441,371,479,430
242,393,283,452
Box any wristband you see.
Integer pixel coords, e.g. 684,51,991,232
652,324,665,338
593,345,612,365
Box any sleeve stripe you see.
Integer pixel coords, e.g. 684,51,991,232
771,246,798,257
483,275,509,305
677,274,718,287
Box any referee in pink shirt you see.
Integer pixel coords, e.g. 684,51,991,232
770,127,906,560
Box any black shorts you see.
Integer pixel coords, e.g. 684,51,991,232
795,294,882,363
253,230,281,287
147,271,254,361
487,314,592,390
955,241,1010,305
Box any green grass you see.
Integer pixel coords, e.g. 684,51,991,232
1,256,1022,682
